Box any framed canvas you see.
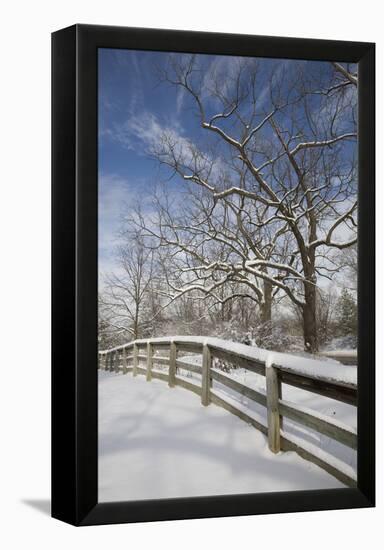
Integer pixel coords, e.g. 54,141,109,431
52,24,375,526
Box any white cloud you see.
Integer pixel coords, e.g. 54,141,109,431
98,173,158,278
115,110,168,151
202,55,244,99
112,109,198,168
98,174,134,274
176,86,186,116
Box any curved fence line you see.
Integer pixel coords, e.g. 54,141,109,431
98,336,357,488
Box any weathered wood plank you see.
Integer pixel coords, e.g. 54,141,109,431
152,356,170,366
110,351,115,372
168,341,177,388
151,369,169,383
146,342,153,382
110,351,114,372
318,351,357,365
211,369,267,407
201,344,211,406
210,347,266,376
266,364,281,453
133,343,138,377
122,347,128,375
175,376,202,397
210,392,268,436
278,369,357,406
174,342,203,354
280,431,357,488
175,360,202,374
136,342,148,350
279,399,357,449
115,350,121,373
151,342,171,349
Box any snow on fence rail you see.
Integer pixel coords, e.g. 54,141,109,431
98,336,357,488
318,350,357,365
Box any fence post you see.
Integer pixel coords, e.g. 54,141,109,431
266,361,281,453
146,342,153,382
169,341,177,388
201,344,212,406
122,347,128,375
133,343,138,377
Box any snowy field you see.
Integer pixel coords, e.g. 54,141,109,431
177,353,357,471
98,370,346,502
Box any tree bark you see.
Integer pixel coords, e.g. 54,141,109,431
302,281,318,353
133,303,139,340
260,280,272,323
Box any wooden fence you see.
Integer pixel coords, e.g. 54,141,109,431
99,337,357,488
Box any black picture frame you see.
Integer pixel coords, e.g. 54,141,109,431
52,23,375,526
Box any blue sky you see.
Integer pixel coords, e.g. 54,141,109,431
98,49,356,278
99,49,296,275
99,48,193,276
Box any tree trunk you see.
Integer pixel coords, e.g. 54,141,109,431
260,280,272,323
133,307,139,340
302,281,318,353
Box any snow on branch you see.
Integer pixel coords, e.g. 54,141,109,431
289,133,357,156
332,62,358,86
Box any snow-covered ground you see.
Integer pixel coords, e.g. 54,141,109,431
178,354,357,471
98,370,345,502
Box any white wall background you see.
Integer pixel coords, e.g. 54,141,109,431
0,0,381,547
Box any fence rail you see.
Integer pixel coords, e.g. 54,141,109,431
99,336,357,488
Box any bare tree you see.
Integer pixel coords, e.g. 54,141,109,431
99,232,160,340
98,296,124,349
132,174,281,325
334,243,358,292
131,56,357,352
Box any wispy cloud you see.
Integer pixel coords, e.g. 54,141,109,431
114,111,167,151
176,86,186,116
202,55,244,98
98,172,163,289
256,58,303,110
98,173,140,282
112,109,190,158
